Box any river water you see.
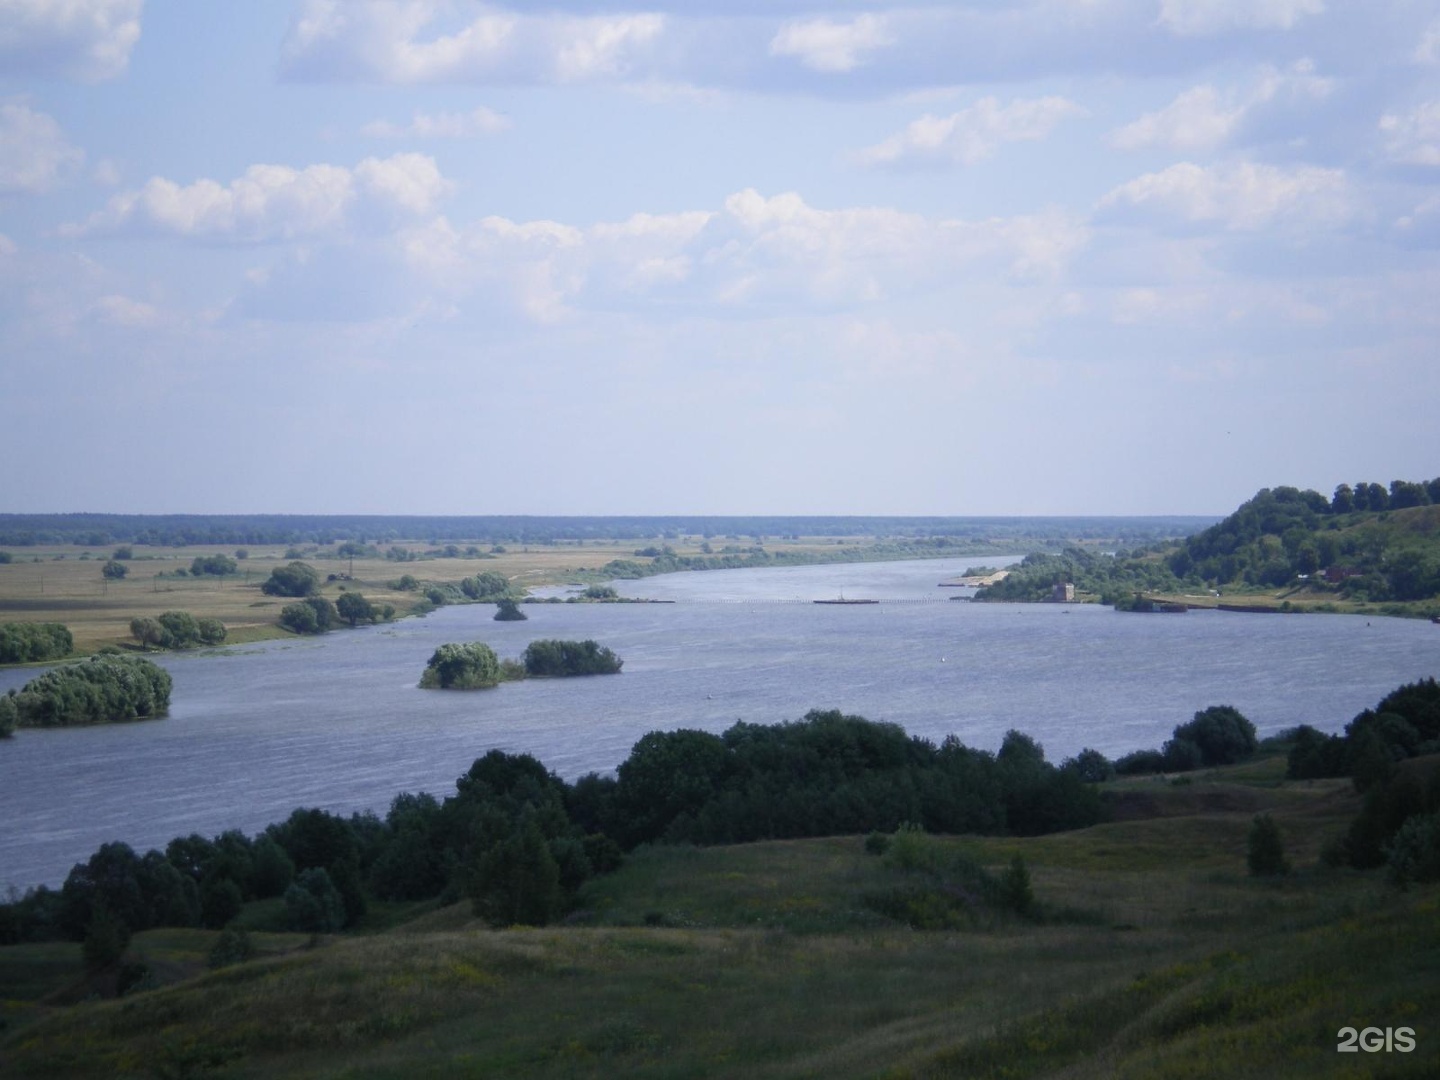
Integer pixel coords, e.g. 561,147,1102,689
2,557,1436,891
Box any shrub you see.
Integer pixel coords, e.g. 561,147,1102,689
101,559,127,580
1387,812,1440,887
522,639,623,677
420,642,501,689
494,598,528,621
190,554,237,577
1172,705,1258,766
279,597,339,635
1247,813,1289,876
261,561,320,597
283,868,345,933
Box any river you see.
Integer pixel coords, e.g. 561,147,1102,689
2,557,1436,891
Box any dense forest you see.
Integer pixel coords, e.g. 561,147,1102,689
977,479,1440,606
0,513,1213,549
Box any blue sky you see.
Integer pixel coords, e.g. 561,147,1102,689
1,0,1436,516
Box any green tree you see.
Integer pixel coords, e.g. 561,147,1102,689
1170,706,1257,766
82,905,130,971
0,692,17,738
10,655,171,727
190,554,238,576
261,561,320,597
420,642,501,689
336,591,376,627
130,617,164,650
471,821,564,927
283,868,345,933
522,639,623,677
1247,813,1288,876
494,597,528,621
102,559,127,580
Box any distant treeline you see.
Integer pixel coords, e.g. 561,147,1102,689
0,513,1216,549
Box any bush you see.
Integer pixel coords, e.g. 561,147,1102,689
494,598,528,621
1172,706,1258,766
102,559,127,580
261,561,320,597
279,597,339,635
1247,813,1289,876
82,906,130,971
1387,812,1440,887
190,554,237,577
420,642,501,689
522,639,623,677
1114,749,1167,776
283,868,345,933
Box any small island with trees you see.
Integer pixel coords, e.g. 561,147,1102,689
0,654,172,733
419,639,623,690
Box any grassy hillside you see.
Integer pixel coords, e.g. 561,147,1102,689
4,757,1435,1079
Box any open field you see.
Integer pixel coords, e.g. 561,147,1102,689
0,537,873,655
3,757,1435,1078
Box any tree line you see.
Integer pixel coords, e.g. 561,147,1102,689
0,622,72,664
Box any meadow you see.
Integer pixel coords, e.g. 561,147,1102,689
2,755,1435,1078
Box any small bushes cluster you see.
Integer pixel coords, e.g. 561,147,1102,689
1,654,171,729
420,639,623,689
280,596,339,634
0,621,72,663
130,611,226,650
861,823,1038,929
523,639,623,677
190,554,238,577
262,561,320,598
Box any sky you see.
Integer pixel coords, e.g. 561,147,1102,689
0,0,1436,517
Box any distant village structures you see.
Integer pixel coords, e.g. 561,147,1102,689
1048,581,1076,603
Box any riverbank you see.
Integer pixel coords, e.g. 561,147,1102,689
0,534,1088,658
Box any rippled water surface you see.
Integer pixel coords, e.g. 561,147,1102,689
3,557,1436,889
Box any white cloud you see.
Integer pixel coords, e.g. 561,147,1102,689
0,0,141,80
1156,0,1325,37
281,2,665,84
354,152,453,214
1379,102,1440,167
362,106,509,139
1417,20,1440,65
1109,85,1242,152
1100,160,1352,230
1109,61,1332,152
93,293,159,327
860,95,1086,168
399,189,1088,321
0,100,84,193
768,14,894,73
64,153,450,240
553,14,665,81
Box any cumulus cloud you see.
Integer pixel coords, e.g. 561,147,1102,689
281,1,665,84
0,0,141,80
0,99,84,193
362,106,509,139
1108,60,1333,152
398,189,1088,321
63,153,451,240
859,95,1086,168
1156,0,1325,37
1099,160,1353,230
768,14,894,73
1379,102,1440,167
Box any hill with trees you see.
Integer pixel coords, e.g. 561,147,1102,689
976,478,1440,612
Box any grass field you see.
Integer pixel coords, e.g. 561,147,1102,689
2,758,1435,1078
0,537,868,655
